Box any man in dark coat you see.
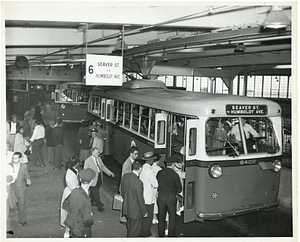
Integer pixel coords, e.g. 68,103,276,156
34,101,45,126
52,119,64,170
121,160,147,237
156,156,182,237
63,168,96,238
10,152,31,226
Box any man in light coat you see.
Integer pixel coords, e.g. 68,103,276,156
84,147,114,212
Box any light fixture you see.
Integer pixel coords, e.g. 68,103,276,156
234,43,246,53
64,49,74,60
161,51,168,61
263,5,290,29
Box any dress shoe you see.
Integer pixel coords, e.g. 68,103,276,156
98,207,105,212
41,165,45,167
7,231,14,235
21,222,28,227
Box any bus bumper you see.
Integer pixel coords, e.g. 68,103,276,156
196,202,279,221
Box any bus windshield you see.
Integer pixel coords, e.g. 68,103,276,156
206,117,280,156
61,88,89,103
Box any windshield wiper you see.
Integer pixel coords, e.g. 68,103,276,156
210,136,240,157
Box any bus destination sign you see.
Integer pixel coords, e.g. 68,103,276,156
226,105,268,115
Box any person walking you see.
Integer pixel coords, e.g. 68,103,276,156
95,120,107,153
14,126,30,163
156,156,182,237
121,160,147,237
140,151,158,237
151,154,162,224
45,121,55,164
10,152,31,226
22,110,32,142
90,128,104,158
78,121,91,167
52,119,64,170
62,168,96,238
119,146,139,223
34,101,45,126
30,119,45,167
7,114,20,151
121,146,139,178
60,155,80,238
84,147,115,212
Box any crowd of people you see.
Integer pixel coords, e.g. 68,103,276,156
6,102,186,238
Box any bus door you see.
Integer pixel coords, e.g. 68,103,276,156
184,119,200,223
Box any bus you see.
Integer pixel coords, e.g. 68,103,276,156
55,82,92,122
87,79,282,223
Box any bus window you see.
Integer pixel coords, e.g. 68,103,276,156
101,99,106,119
189,128,197,156
132,104,140,132
111,100,117,123
206,117,280,156
141,107,150,137
124,102,131,128
157,120,166,145
117,101,124,125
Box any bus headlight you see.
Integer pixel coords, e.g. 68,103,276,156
60,104,66,109
272,160,282,172
209,164,223,179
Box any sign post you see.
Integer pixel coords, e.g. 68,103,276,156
86,54,123,86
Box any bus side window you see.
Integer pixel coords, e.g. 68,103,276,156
111,100,117,123
157,120,166,145
189,128,197,156
101,98,106,119
118,101,124,125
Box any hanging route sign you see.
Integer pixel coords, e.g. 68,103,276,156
86,54,123,86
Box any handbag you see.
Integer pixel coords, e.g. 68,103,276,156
112,194,123,211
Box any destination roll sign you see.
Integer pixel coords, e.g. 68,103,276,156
226,105,268,115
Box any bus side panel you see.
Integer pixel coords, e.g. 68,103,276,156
58,104,87,122
108,124,158,164
184,165,197,223
193,164,280,220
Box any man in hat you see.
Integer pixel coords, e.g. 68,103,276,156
156,156,182,237
84,147,115,212
140,151,158,237
90,128,104,158
63,168,96,238
121,160,147,237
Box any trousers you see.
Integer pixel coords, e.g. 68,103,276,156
89,174,104,210
157,193,177,237
32,139,45,166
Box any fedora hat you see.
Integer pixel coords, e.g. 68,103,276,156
142,151,157,161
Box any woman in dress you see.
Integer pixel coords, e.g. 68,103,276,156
60,155,80,238
14,126,30,163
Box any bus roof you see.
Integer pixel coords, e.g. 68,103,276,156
92,80,282,117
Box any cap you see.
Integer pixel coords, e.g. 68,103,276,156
142,151,157,161
91,128,98,133
164,156,176,166
79,168,96,183
48,121,55,126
